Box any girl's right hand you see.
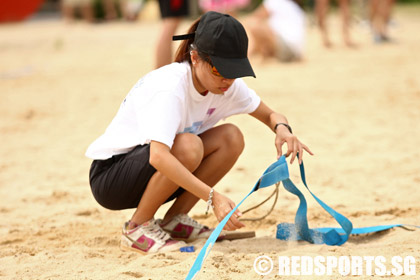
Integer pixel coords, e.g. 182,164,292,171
212,191,245,231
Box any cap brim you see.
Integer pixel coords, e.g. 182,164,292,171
210,55,256,79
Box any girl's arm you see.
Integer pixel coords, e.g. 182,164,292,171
249,101,313,164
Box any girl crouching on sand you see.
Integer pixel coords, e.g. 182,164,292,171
86,11,313,254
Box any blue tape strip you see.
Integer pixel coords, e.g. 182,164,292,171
185,187,253,280
186,156,419,279
185,156,289,280
276,161,419,245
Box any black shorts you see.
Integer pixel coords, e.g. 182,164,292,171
158,0,189,18
89,144,185,210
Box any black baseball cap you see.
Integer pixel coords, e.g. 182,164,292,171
173,11,256,79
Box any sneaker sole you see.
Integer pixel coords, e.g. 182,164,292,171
171,236,197,242
120,243,149,255
120,241,185,254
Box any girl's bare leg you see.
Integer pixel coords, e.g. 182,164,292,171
129,133,204,227
129,124,244,226
163,124,244,222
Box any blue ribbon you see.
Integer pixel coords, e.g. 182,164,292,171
185,156,289,280
186,156,419,279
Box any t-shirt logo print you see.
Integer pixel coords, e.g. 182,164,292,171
182,108,216,134
207,108,216,116
183,121,203,134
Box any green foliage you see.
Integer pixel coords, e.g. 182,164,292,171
398,0,420,3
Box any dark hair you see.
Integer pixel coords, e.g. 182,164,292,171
174,18,212,65
294,0,304,9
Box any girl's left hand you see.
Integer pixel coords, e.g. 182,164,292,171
275,125,313,164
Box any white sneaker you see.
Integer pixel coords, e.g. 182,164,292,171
157,214,213,242
121,218,186,254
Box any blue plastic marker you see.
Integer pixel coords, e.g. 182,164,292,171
180,246,195,253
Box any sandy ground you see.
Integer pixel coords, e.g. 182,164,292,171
1,4,420,280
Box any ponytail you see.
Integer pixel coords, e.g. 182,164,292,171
293,0,304,9
174,18,201,64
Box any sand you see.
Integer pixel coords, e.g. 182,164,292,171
1,4,419,280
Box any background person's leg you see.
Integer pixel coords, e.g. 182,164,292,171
339,0,356,47
80,0,95,22
155,17,182,69
369,0,385,41
245,12,277,60
380,0,395,40
316,0,332,47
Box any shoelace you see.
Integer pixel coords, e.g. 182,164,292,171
179,214,203,229
147,222,171,242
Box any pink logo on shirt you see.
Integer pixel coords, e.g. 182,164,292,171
207,108,216,116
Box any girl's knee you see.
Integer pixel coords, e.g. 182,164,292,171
220,124,245,155
172,133,204,169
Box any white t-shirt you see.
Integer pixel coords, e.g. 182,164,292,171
85,62,261,160
264,0,306,56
